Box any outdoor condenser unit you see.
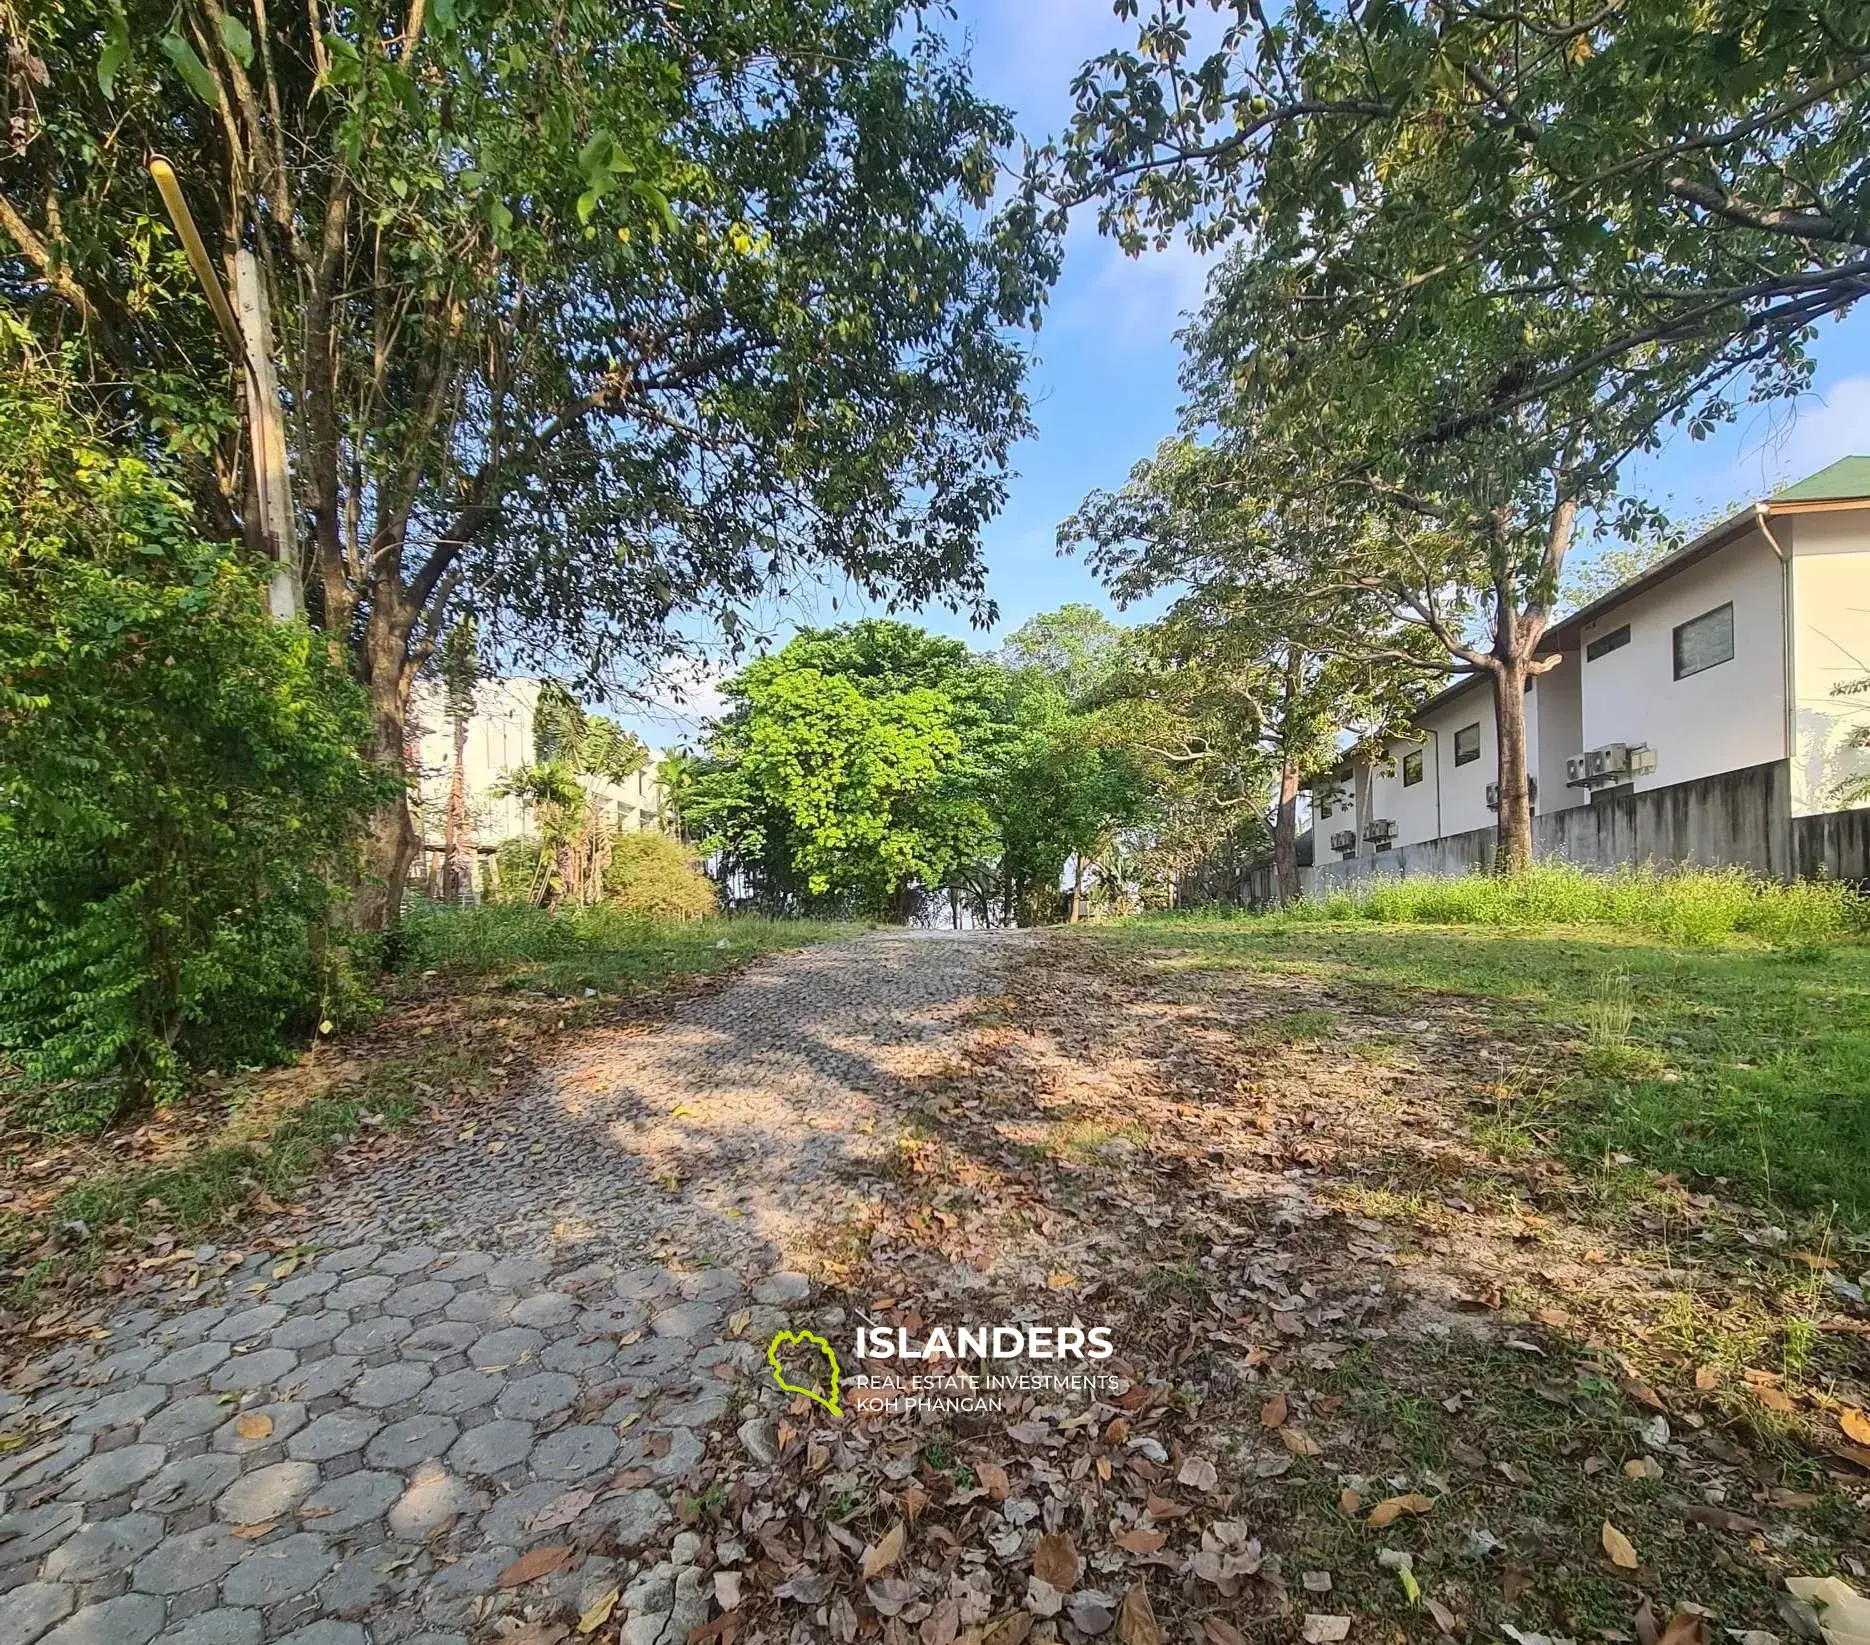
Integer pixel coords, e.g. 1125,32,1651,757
1362,818,1397,843
1329,830,1357,855
1566,743,1658,788
1485,778,1538,810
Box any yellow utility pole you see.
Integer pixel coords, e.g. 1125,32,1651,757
148,155,300,620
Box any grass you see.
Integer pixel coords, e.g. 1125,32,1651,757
1109,869,1870,1229
394,900,863,994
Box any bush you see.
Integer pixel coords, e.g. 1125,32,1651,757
604,833,718,919
1287,862,1869,946
0,342,388,1126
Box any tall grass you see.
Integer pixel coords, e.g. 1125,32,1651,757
1288,863,1868,946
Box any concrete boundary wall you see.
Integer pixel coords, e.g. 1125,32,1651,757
1280,760,1870,899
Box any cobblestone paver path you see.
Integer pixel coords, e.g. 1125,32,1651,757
0,931,1014,1645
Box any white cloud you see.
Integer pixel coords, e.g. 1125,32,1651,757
1056,231,1222,349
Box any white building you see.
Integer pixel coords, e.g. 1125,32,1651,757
1323,457,1870,861
409,676,665,857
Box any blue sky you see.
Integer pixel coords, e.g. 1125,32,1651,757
618,0,1870,746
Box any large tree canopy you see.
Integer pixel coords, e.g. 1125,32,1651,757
3,0,1058,921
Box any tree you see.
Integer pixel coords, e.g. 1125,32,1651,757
995,603,1131,706
682,622,996,919
496,683,649,908
1048,0,1870,869
0,330,384,1121
4,0,1059,925
436,617,481,905
1051,0,1870,435
1065,438,1434,902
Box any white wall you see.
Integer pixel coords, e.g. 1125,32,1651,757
1362,677,1499,849
1787,510,1870,815
1531,651,1588,813
1576,530,1786,794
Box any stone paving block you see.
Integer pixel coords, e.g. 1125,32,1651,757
492,1372,577,1424
269,1313,347,1353
591,1487,672,1552
94,1346,162,1383
477,1480,570,1548
219,1532,334,1607
647,1300,720,1340
210,1306,287,1343
215,1460,320,1524
39,1592,165,1645
484,1256,548,1291
423,1544,513,1600
508,1293,576,1329
446,1419,533,1477
273,1624,365,1645
428,1253,491,1283
383,1282,453,1319
138,1395,229,1446
347,1363,432,1411
210,1403,307,1457
398,1323,477,1362
416,1370,499,1417
529,1424,617,1481
287,1412,381,1463
440,1291,508,1327
0,1583,74,1645
316,1245,381,1276
537,1338,612,1375
267,1274,337,1309
42,1513,165,1583
372,1246,438,1278
147,1342,231,1384
157,1307,228,1345
386,1467,478,1540
59,1443,165,1502
283,1358,362,1403
362,1416,457,1472
325,1276,395,1311
0,1502,83,1569
644,1427,703,1481
676,1269,743,1303
752,1270,811,1305
612,1266,673,1302
465,1328,543,1370
1,1436,94,1493
132,1524,246,1595
331,1318,408,1358
69,1384,167,1434
152,1609,261,1645
316,1545,398,1619
294,1471,399,1534
208,1349,299,1395
135,1449,243,1513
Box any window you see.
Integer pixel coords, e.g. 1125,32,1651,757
1586,623,1631,662
1402,750,1424,787
1318,796,1331,818
1673,603,1734,679
1453,723,1481,766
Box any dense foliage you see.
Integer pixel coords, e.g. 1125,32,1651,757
5,0,1059,923
603,835,719,921
0,344,385,1124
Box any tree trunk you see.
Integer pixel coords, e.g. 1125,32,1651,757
350,607,420,932
441,707,473,904
1069,856,1084,923
1492,657,1535,873
1272,758,1302,907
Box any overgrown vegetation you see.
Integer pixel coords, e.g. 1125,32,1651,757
0,336,386,1127
1114,875,1870,1227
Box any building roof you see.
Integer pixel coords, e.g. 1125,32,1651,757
1773,454,1870,502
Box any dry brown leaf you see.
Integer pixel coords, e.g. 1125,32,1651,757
1657,1613,1709,1645
1601,1521,1639,1570
1144,1494,1190,1520
1280,1428,1322,1456
1033,1532,1079,1592
1621,1378,1666,1411
977,1462,1010,1500
1754,1384,1796,1414
1623,1457,1663,1480
1302,1616,1352,1643
1260,1393,1289,1429
921,1597,961,1645
1694,1365,1719,1391
1176,1456,1218,1493
984,1614,1033,1645
231,1522,275,1540
1366,1493,1433,1529
234,1413,274,1441
1204,1622,1248,1645
903,1486,930,1522
1113,1527,1165,1554
499,1545,573,1588
1338,1488,1362,1516
577,1586,620,1634
863,1522,907,1580
1841,1407,1870,1445
1117,1580,1162,1645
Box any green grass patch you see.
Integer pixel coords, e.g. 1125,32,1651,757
395,901,862,995
1103,888,1870,1230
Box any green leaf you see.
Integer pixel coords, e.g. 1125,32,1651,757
159,30,221,107
97,10,130,99
217,13,254,69
577,130,617,180
431,0,455,25
632,181,678,236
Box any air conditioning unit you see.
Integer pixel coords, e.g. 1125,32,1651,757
1362,818,1397,844
1566,744,1658,788
1485,778,1538,810
1329,829,1357,855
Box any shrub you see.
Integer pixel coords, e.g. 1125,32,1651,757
0,341,387,1126
1287,862,1868,946
604,834,719,919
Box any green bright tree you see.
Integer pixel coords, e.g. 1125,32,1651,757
682,622,998,920
4,0,1059,925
